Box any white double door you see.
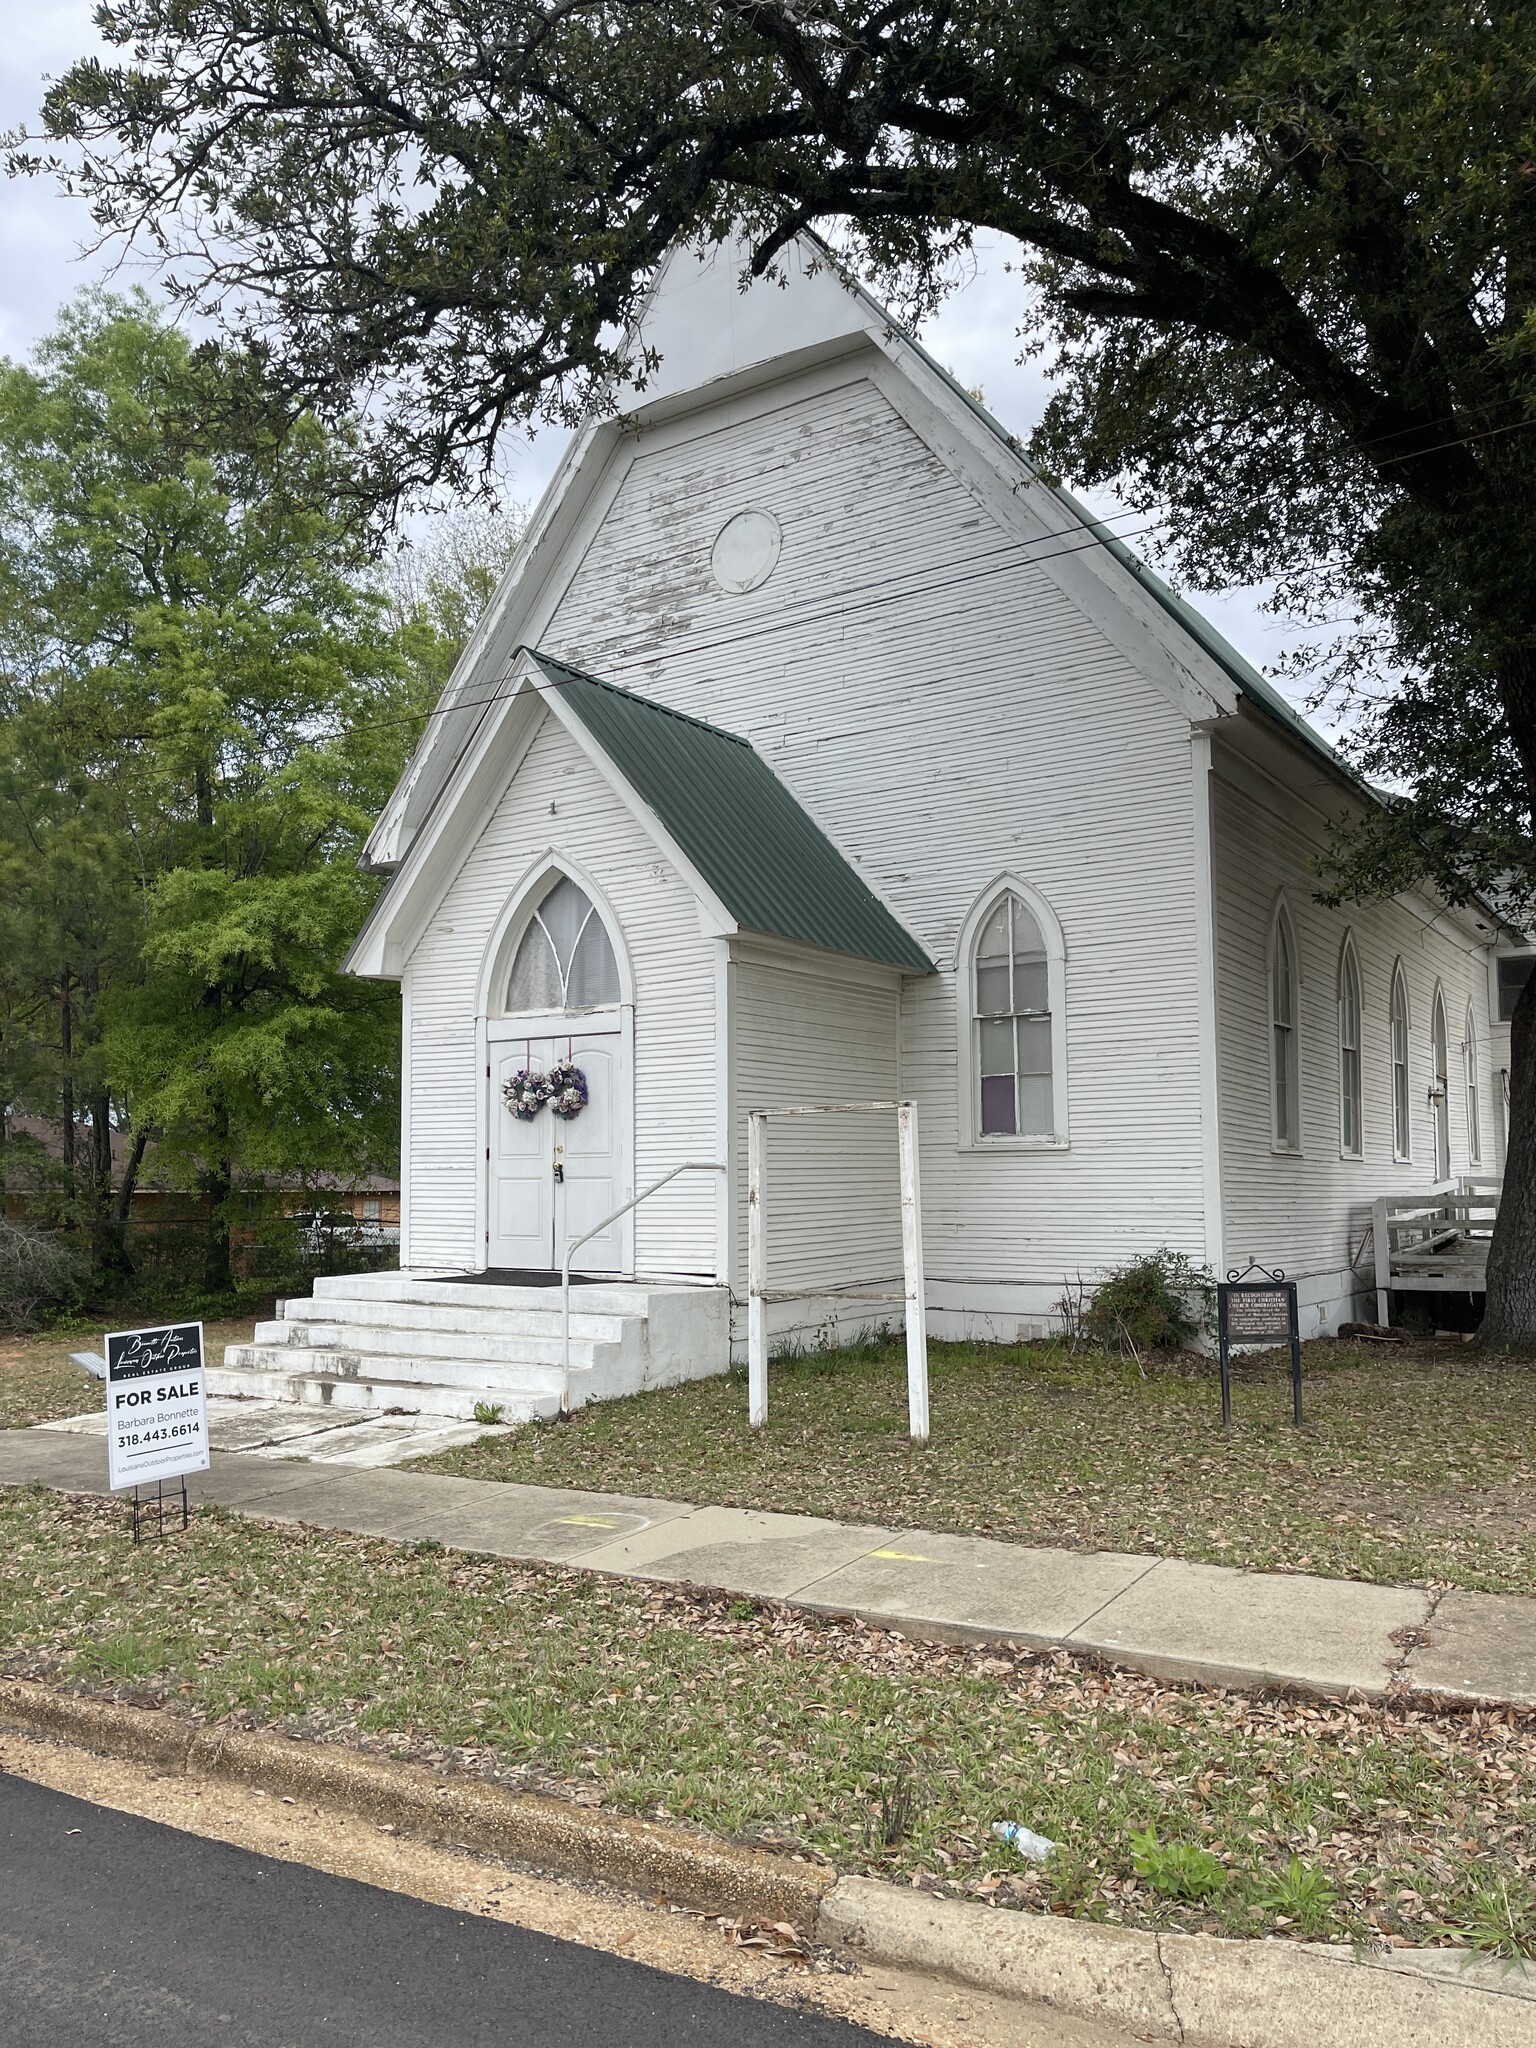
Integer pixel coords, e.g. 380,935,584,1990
487,1025,628,1272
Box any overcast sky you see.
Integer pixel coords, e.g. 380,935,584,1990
1,5,1317,714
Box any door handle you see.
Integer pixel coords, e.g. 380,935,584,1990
553,1162,564,1183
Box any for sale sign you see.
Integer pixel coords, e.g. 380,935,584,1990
104,1322,210,1492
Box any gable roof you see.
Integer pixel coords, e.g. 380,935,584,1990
530,652,934,972
362,230,1365,876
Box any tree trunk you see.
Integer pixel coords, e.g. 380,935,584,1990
113,1122,150,1229
1479,965,1536,1347
59,976,75,1185
1480,648,1536,1347
88,1093,133,1278
201,1156,234,1294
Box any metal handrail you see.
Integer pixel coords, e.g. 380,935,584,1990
560,1161,726,1412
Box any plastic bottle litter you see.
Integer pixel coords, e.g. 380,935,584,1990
991,1821,1056,1862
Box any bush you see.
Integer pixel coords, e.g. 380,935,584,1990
0,1219,89,1333
1080,1247,1213,1356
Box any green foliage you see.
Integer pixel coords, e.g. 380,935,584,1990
0,293,493,1291
472,1401,505,1426
1256,1855,1339,1937
1129,1827,1226,1902
0,1219,88,1332
76,1631,170,1682
1082,1250,1213,1356
1435,1877,1536,1968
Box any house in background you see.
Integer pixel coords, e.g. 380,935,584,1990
219,235,1507,1424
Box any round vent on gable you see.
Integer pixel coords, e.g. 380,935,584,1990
710,509,781,593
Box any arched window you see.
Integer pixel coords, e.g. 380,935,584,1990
1270,905,1300,1150
1431,988,1451,1180
1466,1004,1482,1164
1390,964,1411,1161
1338,939,1362,1157
968,887,1064,1139
504,875,620,1014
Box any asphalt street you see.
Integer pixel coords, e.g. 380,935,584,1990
0,1774,888,2048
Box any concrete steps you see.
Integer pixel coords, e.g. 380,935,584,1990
211,1269,730,1425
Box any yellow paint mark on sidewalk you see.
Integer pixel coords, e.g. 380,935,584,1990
554,1515,622,1529
870,1549,931,1562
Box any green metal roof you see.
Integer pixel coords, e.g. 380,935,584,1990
529,651,934,973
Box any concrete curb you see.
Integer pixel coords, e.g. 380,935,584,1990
0,1680,831,1926
819,1877,1536,2047
4,1681,1531,2047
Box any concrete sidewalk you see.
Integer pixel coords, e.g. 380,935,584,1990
2,1425,1532,1708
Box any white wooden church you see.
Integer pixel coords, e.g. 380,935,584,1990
220,237,1517,1423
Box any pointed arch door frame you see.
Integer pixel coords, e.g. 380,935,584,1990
473,852,636,1274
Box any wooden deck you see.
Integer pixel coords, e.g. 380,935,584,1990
1372,1178,1500,1327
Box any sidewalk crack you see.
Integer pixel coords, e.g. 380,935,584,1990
1388,1584,1448,1692
1153,1932,1186,2043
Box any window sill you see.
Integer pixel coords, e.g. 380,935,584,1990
1269,1143,1303,1158
960,1136,1070,1154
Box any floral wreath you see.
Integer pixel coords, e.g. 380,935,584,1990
502,1053,588,1123
503,1067,553,1121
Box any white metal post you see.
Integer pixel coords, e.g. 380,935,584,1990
748,1111,768,1426
897,1100,929,1444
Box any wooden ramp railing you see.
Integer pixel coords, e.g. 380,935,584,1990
1372,1178,1500,1327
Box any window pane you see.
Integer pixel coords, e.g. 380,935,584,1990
1017,1074,1053,1136
977,901,1012,961
1009,898,1044,954
1016,1015,1052,1077
979,1019,1016,1077
975,961,1012,1016
1274,1024,1292,1143
506,921,562,1011
538,876,592,978
567,915,620,1007
1342,1047,1361,1153
980,1074,1017,1135
1272,924,1293,1026
1013,959,1049,1013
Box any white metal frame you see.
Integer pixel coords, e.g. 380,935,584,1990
746,1100,929,1443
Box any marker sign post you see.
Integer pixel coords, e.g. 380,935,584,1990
104,1321,209,1538
1215,1264,1302,1429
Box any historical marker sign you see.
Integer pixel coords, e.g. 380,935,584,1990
1223,1287,1294,1344
104,1321,210,1492
1216,1270,1303,1428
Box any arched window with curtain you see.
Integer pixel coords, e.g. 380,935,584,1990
1338,938,1362,1157
503,875,620,1014
1466,1004,1482,1163
1270,904,1300,1150
1390,963,1412,1160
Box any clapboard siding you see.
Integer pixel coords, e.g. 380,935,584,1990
403,713,719,1274
731,950,903,1293
1212,738,1495,1300
536,370,1212,1287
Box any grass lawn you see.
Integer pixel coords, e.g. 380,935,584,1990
0,1317,257,1431
424,1335,1536,1596
3,1485,1532,1956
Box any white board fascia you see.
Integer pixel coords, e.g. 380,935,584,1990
348,683,547,977
864,349,1242,730
366,415,628,868
531,681,741,942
